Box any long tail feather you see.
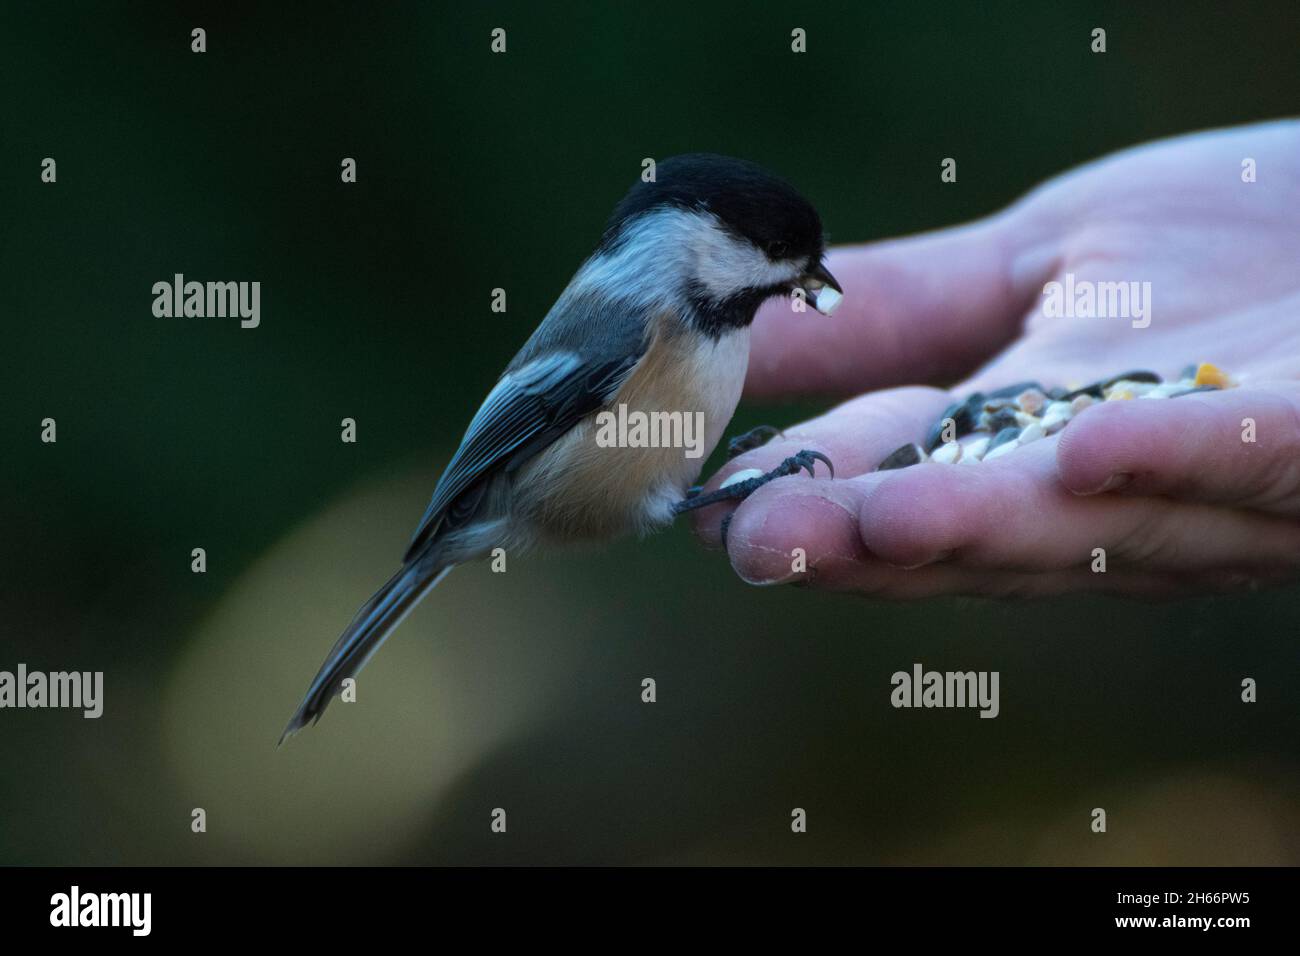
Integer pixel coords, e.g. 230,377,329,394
279,558,453,744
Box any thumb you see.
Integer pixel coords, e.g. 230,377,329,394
745,208,1057,400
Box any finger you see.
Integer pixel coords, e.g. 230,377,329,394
1056,383,1300,516
854,438,1300,573
721,480,1273,599
745,212,1058,400
722,436,1300,582
691,386,955,547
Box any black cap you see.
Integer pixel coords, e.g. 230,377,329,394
603,154,825,264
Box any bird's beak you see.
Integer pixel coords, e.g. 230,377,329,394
798,261,843,315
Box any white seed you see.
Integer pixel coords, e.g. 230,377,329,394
1069,394,1095,416
720,468,765,489
1103,380,1157,402
812,285,842,315
1018,421,1045,445
962,436,991,461
1041,410,1070,434
984,440,1018,461
1014,411,1038,428
931,440,962,464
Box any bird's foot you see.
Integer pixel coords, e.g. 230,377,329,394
679,424,784,501
725,424,783,460
672,449,834,518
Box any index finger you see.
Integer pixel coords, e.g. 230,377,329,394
745,211,1053,400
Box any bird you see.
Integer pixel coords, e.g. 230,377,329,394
280,153,842,742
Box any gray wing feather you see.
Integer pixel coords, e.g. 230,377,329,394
403,348,639,562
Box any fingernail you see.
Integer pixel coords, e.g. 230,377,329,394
729,493,848,586
734,526,801,587
1097,472,1133,493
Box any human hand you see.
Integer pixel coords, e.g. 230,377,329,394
696,121,1300,597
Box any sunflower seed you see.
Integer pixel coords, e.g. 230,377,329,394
925,400,974,452
877,442,926,471
988,425,1021,450
1106,370,1162,386
983,407,1019,433
987,380,1045,399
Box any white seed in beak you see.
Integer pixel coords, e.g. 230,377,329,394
811,284,842,315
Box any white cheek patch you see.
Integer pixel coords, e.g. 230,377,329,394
568,207,801,311
687,220,800,300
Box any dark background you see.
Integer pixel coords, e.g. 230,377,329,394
2,1,1297,864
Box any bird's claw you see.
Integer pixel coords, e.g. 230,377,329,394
726,424,783,460
671,448,836,518
789,449,834,480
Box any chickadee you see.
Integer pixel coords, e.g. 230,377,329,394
281,154,841,741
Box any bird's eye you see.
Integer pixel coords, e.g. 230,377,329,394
766,240,788,259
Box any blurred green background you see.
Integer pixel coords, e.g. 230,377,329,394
2,1,1298,865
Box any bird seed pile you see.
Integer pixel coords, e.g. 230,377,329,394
876,362,1234,471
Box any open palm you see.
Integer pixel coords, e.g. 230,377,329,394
696,121,1300,597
